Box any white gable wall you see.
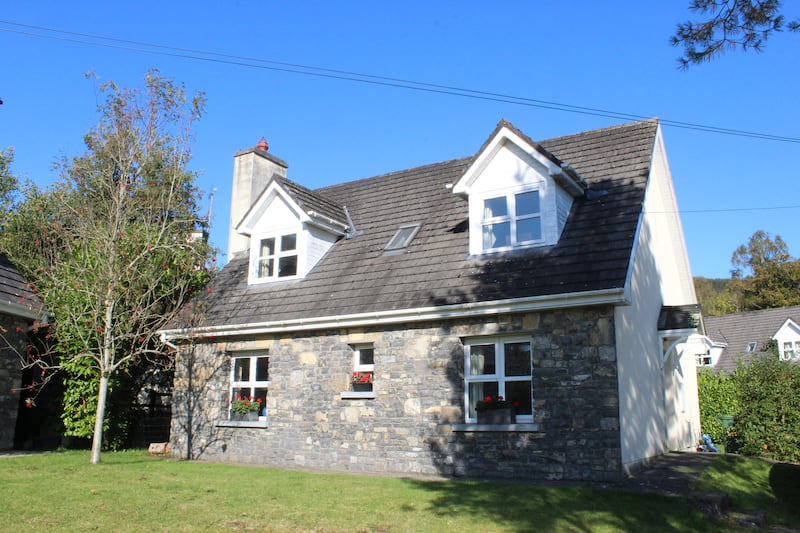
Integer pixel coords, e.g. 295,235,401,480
615,126,701,473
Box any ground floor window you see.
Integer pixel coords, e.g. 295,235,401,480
229,352,269,419
464,337,533,423
351,344,374,392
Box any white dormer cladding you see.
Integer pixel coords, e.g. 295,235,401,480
773,318,800,361
237,179,347,284
452,122,587,256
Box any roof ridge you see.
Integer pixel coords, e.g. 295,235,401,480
315,156,474,194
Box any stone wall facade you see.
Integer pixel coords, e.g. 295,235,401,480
170,306,622,481
0,312,28,450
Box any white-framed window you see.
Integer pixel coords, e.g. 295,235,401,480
696,351,713,367
254,232,298,281
745,341,758,353
481,189,542,251
350,344,374,392
230,352,269,419
464,337,533,423
780,341,800,361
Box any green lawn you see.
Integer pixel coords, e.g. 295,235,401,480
693,454,800,529
0,450,781,532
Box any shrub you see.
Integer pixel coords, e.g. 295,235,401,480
697,368,738,445
732,355,800,463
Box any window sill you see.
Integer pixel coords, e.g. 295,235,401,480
452,423,539,432
215,419,269,428
340,391,376,400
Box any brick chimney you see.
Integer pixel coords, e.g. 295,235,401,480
228,138,288,260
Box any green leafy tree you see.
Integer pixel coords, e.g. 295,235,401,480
728,231,800,311
693,276,738,316
672,0,800,68
0,148,19,229
0,70,213,463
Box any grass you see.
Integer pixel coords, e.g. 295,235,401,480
694,454,800,529
0,450,773,532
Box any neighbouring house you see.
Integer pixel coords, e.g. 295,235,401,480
0,253,48,449
162,119,707,481
701,305,800,373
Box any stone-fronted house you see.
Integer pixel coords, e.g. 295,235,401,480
0,253,46,449
701,305,800,372
162,119,706,481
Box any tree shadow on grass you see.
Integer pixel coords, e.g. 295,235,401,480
400,478,721,533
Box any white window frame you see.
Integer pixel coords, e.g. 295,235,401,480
463,336,533,423
229,352,269,420
480,188,543,253
696,351,713,367
780,340,800,361
352,344,374,391
250,230,302,283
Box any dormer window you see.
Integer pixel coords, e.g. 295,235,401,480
482,190,541,251
254,232,299,281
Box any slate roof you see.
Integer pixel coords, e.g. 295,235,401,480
704,305,800,372
0,253,44,320
273,176,347,227
198,119,659,329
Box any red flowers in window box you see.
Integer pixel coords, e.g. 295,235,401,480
231,395,262,414
475,395,513,411
352,371,373,384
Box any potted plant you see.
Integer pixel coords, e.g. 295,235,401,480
231,395,262,421
475,395,517,424
351,371,373,392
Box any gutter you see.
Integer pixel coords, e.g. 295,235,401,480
0,300,48,323
160,287,628,341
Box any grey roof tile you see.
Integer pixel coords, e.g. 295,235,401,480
704,305,800,372
199,119,659,328
0,253,44,319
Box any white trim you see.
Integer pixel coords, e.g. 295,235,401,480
160,287,628,340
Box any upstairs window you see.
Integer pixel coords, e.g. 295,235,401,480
781,341,800,361
255,233,298,280
482,190,541,251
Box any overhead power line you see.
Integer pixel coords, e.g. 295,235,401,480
2,20,799,145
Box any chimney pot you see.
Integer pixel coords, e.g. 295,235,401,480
256,137,269,152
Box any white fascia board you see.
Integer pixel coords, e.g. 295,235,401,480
305,211,348,236
452,127,563,196
237,181,308,236
773,318,800,340
160,287,628,340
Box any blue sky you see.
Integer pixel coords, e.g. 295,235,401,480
1,2,798,278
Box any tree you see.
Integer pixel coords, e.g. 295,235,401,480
672,0,800,68
0,70,213,463
727,230,800,311
0,147,19,229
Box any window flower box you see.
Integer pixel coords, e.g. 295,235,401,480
475,395,517,424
